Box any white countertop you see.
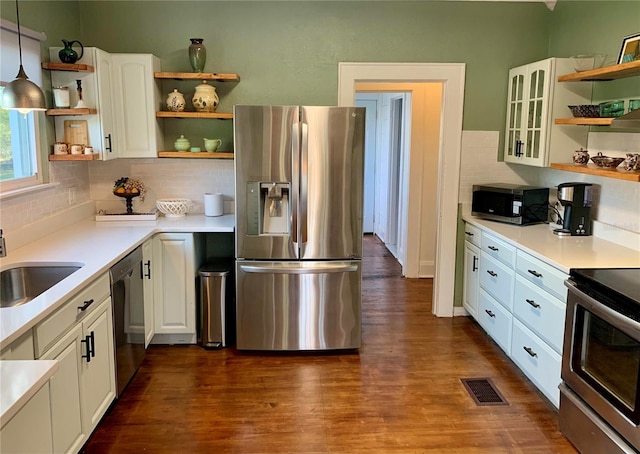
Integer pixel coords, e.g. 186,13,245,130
462,209,640,272
0,360,58,428
0,214,234,348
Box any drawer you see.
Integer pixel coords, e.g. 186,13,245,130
511,318,562,408
481,231,516,268
463,222,481,248
513,275,565,354
478,288,512,356
515,250,569,301
479,253,515,311
35,273,110,357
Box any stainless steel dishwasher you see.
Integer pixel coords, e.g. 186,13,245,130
109,245,145,397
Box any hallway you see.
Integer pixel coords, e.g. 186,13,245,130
83,235,576,453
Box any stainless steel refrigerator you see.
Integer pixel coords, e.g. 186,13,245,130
234,105,365,351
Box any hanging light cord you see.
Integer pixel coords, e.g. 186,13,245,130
14,0,24,69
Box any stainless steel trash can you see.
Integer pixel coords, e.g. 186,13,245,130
198,262,234,349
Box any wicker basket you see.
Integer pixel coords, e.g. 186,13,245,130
156,198,192,217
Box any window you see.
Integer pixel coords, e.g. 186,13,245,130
0,18,46,194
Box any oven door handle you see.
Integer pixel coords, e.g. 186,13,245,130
567,281,640,338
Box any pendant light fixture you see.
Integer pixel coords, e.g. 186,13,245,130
1,0,46,114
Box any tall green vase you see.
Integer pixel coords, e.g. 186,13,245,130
188,38,206,72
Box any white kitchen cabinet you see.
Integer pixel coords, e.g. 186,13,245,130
152,233,197,343
504,57,591,167
35,273,116,452
0,383,53,454
40,325,85,454
462,222,481,318
142,238,155,347
0,330,34,360
111,54,162,158
479,253,515,312
478,287,512,356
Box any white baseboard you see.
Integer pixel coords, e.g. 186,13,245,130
418,260,435,278
453,306,470,317
7,201,96,251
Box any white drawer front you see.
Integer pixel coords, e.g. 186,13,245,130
479,253,514,311
511,318,562,408
513,275,565,354
515,250,568,301
463,223,481,248
478,288,512,356
35,273,111,357
481,231,516,268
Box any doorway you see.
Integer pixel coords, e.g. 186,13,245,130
338,63,465,317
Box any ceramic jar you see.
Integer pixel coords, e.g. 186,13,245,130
573,147,590,165
188,38,206,72
174,135,191,151
166,89,186,112
58,39,84,64
192,81,219,113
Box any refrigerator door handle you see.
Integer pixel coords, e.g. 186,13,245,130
300,122,309,246
291,121,300,250
240,263,358,274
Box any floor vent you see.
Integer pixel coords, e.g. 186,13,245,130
461,378,509,406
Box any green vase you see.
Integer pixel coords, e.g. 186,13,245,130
188,38,206,72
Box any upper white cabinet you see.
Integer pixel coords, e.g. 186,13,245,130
46,48,160,160
504,58,591,167
111,54,162,158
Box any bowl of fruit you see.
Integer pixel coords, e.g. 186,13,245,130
113,177,146,214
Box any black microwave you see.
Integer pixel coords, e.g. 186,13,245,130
472,184,549,225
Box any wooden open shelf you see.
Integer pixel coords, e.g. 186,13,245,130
557,60,640,82
550,163,640,182
41,62,94,72
156,111,233,120
49,153,100,161
554,117,615,126
46,108,97,116
158,151,234,159
154,72,240,82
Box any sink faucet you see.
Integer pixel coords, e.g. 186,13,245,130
0,229,6,257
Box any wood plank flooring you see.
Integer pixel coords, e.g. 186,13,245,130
82,235,577,453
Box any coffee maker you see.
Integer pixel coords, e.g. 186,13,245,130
554,182,593,236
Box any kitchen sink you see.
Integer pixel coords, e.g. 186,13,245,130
1,265,82,308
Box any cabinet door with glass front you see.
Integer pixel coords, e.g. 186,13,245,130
504,59,552,166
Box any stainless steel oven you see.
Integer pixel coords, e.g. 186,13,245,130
560,268,640,454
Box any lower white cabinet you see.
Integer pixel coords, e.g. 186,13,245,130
142,238,155,347
152,233,197,343
463,240,480,318
0,383,53,454
35,273,116,453
478,288,513,356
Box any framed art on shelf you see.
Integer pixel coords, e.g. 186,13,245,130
618,33,640,64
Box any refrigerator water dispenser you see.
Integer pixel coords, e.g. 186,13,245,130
246,182,290,235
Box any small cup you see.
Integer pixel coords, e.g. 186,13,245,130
190,147,201,153
84,146,93,155
70,144,84,155
53,142,68,155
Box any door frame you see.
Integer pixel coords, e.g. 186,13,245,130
338,62,465,317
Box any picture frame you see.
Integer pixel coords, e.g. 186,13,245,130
618,32,640,64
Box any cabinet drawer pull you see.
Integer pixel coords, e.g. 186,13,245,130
465,231,474,237
472,255,478,272
486,270,497,277
527,269,543,278
144,260,151,279
488,246,499,252
81,334,92,363
523,346,538,358
105,133,113,153
77,299,94,311
485,309,495,318
89,331,95,358
526,299,541,309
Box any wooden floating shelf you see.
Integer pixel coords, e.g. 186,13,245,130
49,153,100,161
158,151,234,159
41,62,94,72
555,118,614,126
46,108,97,116
557,60,640,82
154,72,240,82
156,111,233,119
550,163,640,182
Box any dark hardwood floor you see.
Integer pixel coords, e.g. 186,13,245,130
83,235,577,453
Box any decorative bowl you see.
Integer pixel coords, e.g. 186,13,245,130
590,153,625,169
571,54,606,72
156,198,192,217
568,105,600,118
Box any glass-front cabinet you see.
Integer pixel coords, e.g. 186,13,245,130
504,58,591,167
